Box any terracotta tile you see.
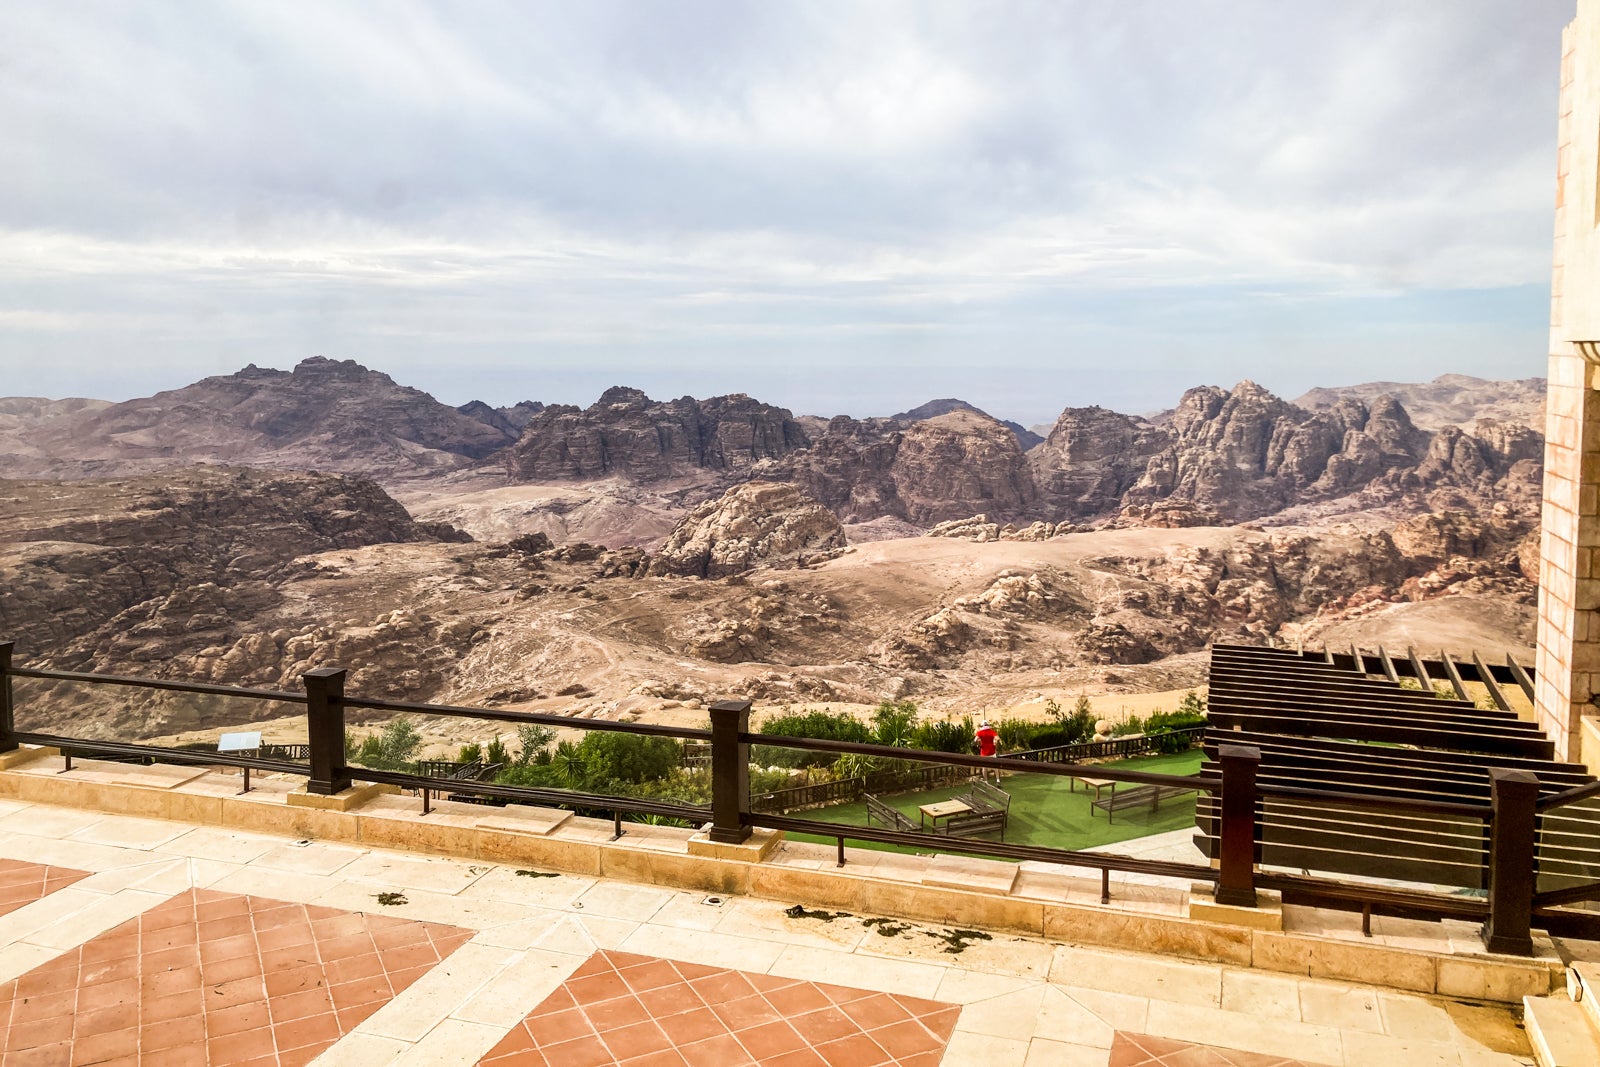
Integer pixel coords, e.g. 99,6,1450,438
669,961,724,982
311,913,369,940
815,1032,893,1067
379,941,443,973
585,993,650,1032
65,1026,139,1065
386,963,438,992
203,975,267,1009
336,1003,385,1032
72,1003,139,1037
569,971,632,1006
320,933,378,960
272,1010,342,1053
839,992,912,1032
916,1005,961,1040
79,975,139,1007
141,905,196,933
8,1043,74,1067
530,1006,597,1046
5,1014,76,1052
270,985,336,1021
277,1049,323,1067
619,959,683,994
480,1046,549,1066
638,982,703,1019
143,924,200,953
689,970,758,1004
141,1045,209,1067
602,1019,674,1060
711,994,783,1033
15,988,78,1021
143,945,202,973
789,1006,858,1046
867,1019,947,1059
260,945,320,973
617,1051,690,1067
265,963,327,998
370,922,431,951
656,1007,727,1047
206,1000,272,1037
198,914,254,942
733,1020,808,1059
143,989,206,1023
765,983,832,1018
572,952,621,977
816,982,875,1006
324,951,385,985
207,1026,278,1065
329,976,392,1012
198,934,257,965
677,1032,755,1067
537,1033,617,1067
142,1014,207,1052
895,1053,946,1067
530,986,577,1016
761,1051,830,1067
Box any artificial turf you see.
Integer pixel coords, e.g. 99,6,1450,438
783,748,1205,857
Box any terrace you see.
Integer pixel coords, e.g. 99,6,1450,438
0,640,1585,1064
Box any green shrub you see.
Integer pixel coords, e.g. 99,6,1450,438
573,731,681,786
457,743,483,764
755,710,872,768
911,717,975,754
994,718,1034,752
485,738,510,766
516,724,556,764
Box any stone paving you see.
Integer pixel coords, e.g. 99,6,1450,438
0,795,1539,1065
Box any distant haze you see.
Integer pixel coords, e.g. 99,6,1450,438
0,1,1566,427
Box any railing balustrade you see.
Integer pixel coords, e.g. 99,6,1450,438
0,640,1562,953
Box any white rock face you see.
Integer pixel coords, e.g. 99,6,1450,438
644,481,847,579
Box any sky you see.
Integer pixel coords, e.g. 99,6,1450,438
0,1,1574,427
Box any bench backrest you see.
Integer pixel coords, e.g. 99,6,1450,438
968,779,1010,811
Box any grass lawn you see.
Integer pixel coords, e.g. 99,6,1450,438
783,749,1204,858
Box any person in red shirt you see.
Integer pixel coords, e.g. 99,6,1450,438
975,720,1000,782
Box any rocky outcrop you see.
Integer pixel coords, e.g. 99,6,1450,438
456,399,545,437
503,388,809,483
643,481,846,579
0,466,458,664
892,398,1044,449
1296,374,1546,433
776,410,1037,525
0,358,519,482
1030,406,1170,518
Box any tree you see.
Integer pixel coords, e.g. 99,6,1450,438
516,724,556,765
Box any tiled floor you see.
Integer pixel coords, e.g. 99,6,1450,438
0,886,472,1065
478,948,959,1066
0,788,1544,1066
1109,1032,1330,1066
0,857,90,919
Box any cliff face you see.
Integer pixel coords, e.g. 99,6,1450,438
0,357,517,482
643,481,846,579
774,410,1036,525
1028,406,1169,517
0,466,461,666
502,387,810,482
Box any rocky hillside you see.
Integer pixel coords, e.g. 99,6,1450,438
642,481,846,579
501,387,809,482
0,466,466,674
1295,374,1545,433
891,398,1044,449
0,357,518,482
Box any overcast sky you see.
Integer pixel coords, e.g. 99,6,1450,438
0,1,1574,426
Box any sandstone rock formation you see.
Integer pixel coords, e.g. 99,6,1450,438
0,357,516,483
502,388,808,483
891,398,1044,449
644,481,846,579
1296,374,1546,433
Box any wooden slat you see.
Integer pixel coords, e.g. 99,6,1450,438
1473,651,1512,711
1378,645,1401,684
1507,654,1536,702
1440,652,1470,702
1350,645,1366,676
1407,646,1434,692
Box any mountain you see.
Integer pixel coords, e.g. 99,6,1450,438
891,398,1045,449
0,357,518,482
501,387,810,482
1295,374,1545,433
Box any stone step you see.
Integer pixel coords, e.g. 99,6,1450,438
1523,993,1600,1067
1570,961,1600,1034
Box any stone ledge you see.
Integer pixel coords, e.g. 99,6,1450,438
1188,882,1283,931
287,782,399,811
687,827,782,862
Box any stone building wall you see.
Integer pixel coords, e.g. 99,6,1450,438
1538,4,1600,765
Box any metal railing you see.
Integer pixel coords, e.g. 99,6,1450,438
0,641,1559,953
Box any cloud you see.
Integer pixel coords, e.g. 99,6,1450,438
0,0,1572,418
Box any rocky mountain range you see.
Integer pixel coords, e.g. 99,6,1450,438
0,357,1548,538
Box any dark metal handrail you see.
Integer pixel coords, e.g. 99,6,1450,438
14,731,305,777
9,665,307,704
341,694,709,741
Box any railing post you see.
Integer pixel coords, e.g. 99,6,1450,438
1215,744,1261,907
303,668,351,796
1483,768,1539,956
0,642,16,754
708,699,752,844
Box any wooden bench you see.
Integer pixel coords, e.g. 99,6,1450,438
1090,783,1194,824
954,779,1010,838
934,806,1007,839
865,794,918,834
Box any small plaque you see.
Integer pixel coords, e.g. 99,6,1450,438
217,731,263,753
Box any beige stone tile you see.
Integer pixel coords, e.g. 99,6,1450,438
939,1029,1031,1066
1220,968,1301,1020
0,885,115,944
25,888,170,950
1455,1049,1535,1067
307,1032,413,1066
570,912,643,950
0,799,35,818
1143,999,1345,1065
1299,980,1383,1033
768,943,945,999
620,921,786,972
1060,987,1149,1034
1339,1030,1463,1067
0,942,68,984
207,863,343,904
0,834,149,872
1023,1037,1111,1067
0,803,106,839
934,967,1038,1006
1435,1001,1535,1056
572,879,673,921
67,814,188,850
1377,993,1459,1044
1050,945,1222,1007
953,986,1045,1040
336,850,492,895
451,948,582,1027
713,896,864,950
253,840,365,876
1251,930,1436,994
647,889,734,931
153,826,287,864
1436,958,1556,1002
390,1018,508,1067
457,864,594,908
309,880,534,932
922,853,1019,895
356,942,518,1042
1031,985,1117,1048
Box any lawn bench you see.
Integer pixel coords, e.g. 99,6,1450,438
865,794,918,834
1090,782,1194,824
951,778,1010,838
933,806,1007,839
